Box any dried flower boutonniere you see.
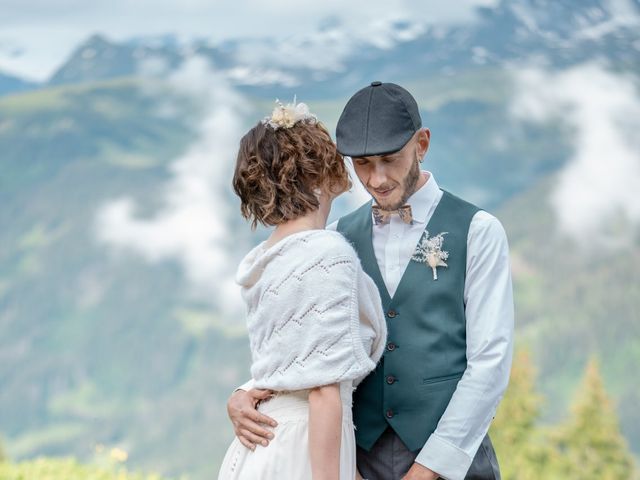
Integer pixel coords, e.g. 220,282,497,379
412,231,449,280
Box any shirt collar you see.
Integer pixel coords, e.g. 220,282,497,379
405,171,440,224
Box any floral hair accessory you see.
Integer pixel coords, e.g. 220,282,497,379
262,96,317,130
412,231,449,280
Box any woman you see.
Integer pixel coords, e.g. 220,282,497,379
217,100,387,480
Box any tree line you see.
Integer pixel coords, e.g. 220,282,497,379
490,350,638,479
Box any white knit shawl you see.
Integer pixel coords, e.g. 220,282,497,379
236,230,387,391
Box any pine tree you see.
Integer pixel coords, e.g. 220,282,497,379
491,349,541,446
490,348,562,479
553,358,637,480
0,434,6,463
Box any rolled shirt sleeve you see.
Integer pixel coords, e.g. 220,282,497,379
234,378,256,393
415,211,515,480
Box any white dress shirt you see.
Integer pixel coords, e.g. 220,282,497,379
327,171,514,480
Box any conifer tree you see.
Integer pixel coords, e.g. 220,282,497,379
490,349,562,479
0,434,6,463
491,349,540,445
554,358,637,480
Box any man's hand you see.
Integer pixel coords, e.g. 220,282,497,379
227,388,277,450
402,462,440,480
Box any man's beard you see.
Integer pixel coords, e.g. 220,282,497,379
377,160,421,210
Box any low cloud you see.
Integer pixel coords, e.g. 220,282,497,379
94,54,376,319
95,56,250,315
511,62,640,248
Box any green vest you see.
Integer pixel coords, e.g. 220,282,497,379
337,190,480,452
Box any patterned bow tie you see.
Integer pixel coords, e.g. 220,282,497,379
372,204,413,225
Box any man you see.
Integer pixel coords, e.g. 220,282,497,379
227,82,514,480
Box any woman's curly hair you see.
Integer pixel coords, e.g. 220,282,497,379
233,120,350,228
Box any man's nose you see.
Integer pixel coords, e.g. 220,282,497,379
368,164,388,189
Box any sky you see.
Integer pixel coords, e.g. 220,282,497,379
0,0,497,81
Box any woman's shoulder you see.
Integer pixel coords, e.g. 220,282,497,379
291,229,359,260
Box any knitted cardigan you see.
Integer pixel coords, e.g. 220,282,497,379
236,230,387,391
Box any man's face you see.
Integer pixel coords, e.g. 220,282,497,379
351,129,430,210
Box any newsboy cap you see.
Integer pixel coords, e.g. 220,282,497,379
336,81,422,157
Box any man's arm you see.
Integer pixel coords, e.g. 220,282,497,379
414,211,515,480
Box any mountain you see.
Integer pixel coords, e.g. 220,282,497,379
45,0,640,98
1,0,639,478
0,78,255,479
47,34,185,86
0,71,38,96
499,177,640,450
2,71,638,478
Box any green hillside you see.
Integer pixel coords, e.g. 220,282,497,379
0,71,637,479
0,79,253,479
499,177,640,450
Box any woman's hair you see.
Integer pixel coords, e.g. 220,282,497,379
233,120,350,229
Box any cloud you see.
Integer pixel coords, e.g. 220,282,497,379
573,0,640,41
95,56,250,315
227,17,430,87
94,53,377,316
94,52,380,322
511,62,640,248
0,0,495,81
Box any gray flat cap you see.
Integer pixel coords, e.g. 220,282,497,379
336,81,422,157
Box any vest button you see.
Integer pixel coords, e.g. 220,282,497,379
385,409,394,418
386,375,396,385
387,309,397,318
386,342,396,351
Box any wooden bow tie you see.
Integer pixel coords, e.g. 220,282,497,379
372,204,413,225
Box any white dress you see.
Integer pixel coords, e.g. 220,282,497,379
217,230,387,480
217,382,357,479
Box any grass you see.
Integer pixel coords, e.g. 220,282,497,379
0,457,177,480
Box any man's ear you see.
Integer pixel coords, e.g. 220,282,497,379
417,128,430,159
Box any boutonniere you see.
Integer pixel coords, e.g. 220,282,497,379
412,231,449,280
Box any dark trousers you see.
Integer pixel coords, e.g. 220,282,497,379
356,427,501,480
